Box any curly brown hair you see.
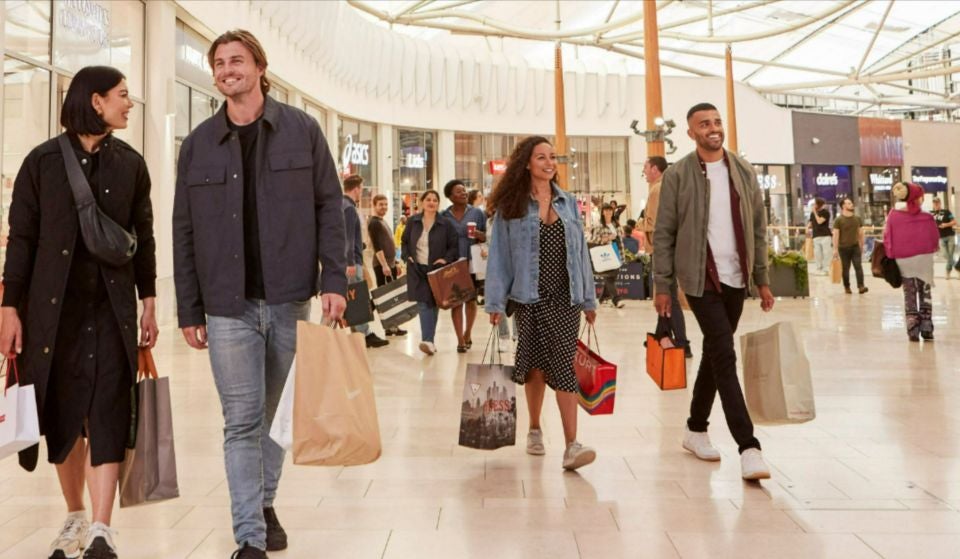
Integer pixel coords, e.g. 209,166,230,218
486,136,554,220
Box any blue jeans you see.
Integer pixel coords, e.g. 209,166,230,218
940,236,956,273
350,268,371,336
418,302,439,342
206,299,311,550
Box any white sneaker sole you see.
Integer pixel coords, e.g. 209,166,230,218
562,449,596,470
418,342,434,355
682,440,722,462
526,444,545,456
742,469,771,481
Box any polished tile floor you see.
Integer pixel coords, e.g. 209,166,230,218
1,268,959,558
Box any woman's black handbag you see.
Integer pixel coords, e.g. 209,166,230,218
58,135,137,266
870,241,901,289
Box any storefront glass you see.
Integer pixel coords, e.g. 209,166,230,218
174,21,222,162
4,0,52,63
338,116,377,186
304,101,327,136
864,166,900,225
754,165,791,227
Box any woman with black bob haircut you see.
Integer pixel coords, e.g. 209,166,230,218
0,65,157,559
483,136,599,471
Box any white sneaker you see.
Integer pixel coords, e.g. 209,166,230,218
49,511,88,559
562,441,596,470
740,448,771,480
83,522,118,558
526,429,545,455
682,428,722,461
418,341,436,355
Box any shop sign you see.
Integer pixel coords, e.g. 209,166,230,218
342,134,370,167
757,174,779,190
802,165,851,199
401,147,426,169
869,171,895,191
911,166,948,192
488,160,507,175
57,0,109,49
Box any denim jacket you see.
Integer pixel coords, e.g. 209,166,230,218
484,184,597,313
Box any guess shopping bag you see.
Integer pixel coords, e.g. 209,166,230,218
458,331,516,450
0,359,40,461
645,316,687,390
427,258,476,309
574,326,617,415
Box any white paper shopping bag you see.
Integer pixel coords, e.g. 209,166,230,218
269,360,296,452
741,322,816,425
0,360,40,461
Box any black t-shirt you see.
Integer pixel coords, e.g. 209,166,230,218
228,114,265,299
933,209,956,239
809,208,831,238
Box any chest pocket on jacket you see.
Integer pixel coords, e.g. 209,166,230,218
268,151,312,201
187,165,226,215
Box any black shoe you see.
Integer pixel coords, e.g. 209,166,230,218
82,537,117,559
844,287,852,294
385,328,407,336
231,543,267,559
858,286,869,294
921,331,934,341
684,348,694,359
263,506,287,551
365,333,389,348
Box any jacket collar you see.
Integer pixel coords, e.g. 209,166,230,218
343,194,357,207
528,182,566,208
693,149,747,197
212,95,280,144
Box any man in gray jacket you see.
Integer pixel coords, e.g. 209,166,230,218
653,102,775,481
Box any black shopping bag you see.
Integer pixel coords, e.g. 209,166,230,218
371,276,419,331
343,280,374,327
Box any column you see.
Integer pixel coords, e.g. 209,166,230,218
643,0,664,157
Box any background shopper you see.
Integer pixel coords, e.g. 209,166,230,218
485,136,598,471
0,65,157,559
368,194,407,336
832,198,868,294
343,174,388,348
653,102,775,481
885,182,939,341
401,190,459,356
173,30,347,559
809,197,833,275
590,204,626,308
931,197,956,278
440,180,487,353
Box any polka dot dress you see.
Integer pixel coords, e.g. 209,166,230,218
513,218,582,393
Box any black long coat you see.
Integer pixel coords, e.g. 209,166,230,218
2,134,156,465
400,213,459,305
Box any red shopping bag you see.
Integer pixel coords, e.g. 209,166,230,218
574,326,617,415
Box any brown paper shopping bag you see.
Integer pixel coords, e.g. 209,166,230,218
741,322,816,425
292,321,381,466
830,258,842,284
119,348,180,507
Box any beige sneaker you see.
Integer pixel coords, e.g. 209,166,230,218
562,441,596,470
526,429,545,455
49,511,88,559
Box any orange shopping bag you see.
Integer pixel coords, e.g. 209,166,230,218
645,317,687,390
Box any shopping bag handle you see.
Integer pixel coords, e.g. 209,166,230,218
578,323,601,354
480,327,503,366
137,348,158,380
1,357,20,394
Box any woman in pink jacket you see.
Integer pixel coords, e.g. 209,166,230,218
883,182,940,341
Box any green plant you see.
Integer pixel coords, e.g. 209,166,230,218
768,249,808,292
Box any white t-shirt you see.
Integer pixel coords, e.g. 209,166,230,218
705,160,745,288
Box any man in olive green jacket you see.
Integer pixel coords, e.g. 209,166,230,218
652,102,775,481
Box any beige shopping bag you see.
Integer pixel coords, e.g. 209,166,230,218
830,258,842,284
741,322,816,425
292,321,381,466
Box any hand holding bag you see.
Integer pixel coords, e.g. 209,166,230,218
0,358,40,461
58,134,137,267
458,330,517,450
870,241,902,288
574,325,617,415
119,348,180,507
645,316,687,390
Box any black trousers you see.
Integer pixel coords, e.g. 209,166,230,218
373,265,398,287
598,271,621,304
685,284,760,454
838,245,864,289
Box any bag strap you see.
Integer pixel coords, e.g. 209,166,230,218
57,134,97,210
137,348,158,380
1,357,20,394
654,316,675,340
578,323,601,353
480,326,502,366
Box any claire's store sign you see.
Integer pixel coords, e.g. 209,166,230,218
802,165,852,200
341,134,370,175
911,167,948,192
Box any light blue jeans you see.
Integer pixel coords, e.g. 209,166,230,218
350,268,371,336
206,299,311,550
940,236,956,273
418,302,439,342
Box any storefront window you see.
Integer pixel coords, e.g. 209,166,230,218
304,102,327,136
1,58,51,269
454,133,482,190
53,0,145,98
5,0,52,63
864,166,900,226
754,165,791,227
568,136,629,209
338,116,377,186
268,85,288,104
174,81,221,165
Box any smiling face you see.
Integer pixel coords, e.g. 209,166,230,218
421,192,440,214
92,79,133,132
687,109,725,155
450,184,468,205
212,41,264,101
527,142,557,183
374,198,388,217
